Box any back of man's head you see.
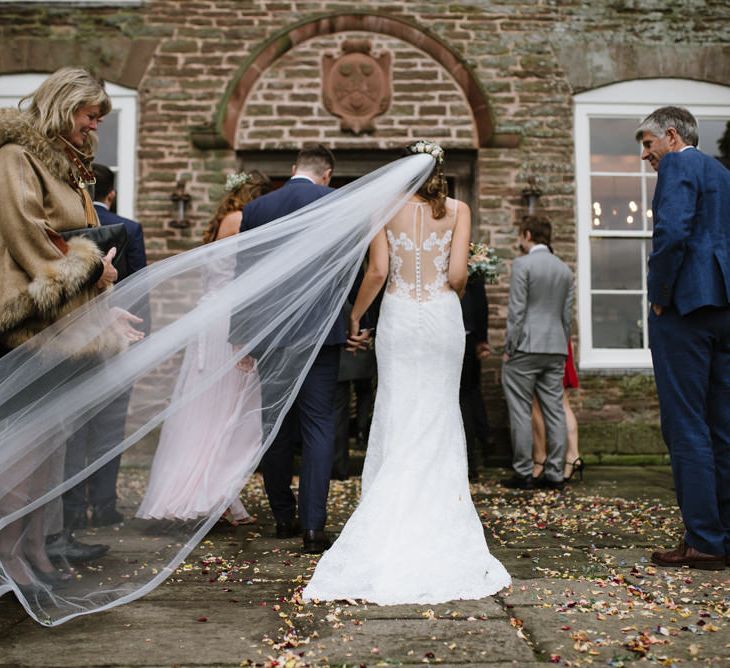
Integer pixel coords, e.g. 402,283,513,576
92,163,115,200
294,144,335,176
520,215,552,246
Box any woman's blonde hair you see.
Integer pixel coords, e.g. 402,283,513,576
203,170,272,244
20,67,111,151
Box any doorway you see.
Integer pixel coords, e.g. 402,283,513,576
238,149,477,214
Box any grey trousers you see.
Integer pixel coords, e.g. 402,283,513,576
502,351,567,482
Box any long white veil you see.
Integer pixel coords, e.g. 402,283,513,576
0,153,435,625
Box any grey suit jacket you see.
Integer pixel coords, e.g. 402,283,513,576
505,247,574,356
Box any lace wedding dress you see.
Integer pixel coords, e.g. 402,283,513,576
303,199,511,604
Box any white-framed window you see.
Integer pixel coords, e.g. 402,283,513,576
0,73,138,219
574,79,730,370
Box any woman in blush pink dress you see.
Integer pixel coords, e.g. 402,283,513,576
136,171,270,525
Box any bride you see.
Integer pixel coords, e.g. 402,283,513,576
302,142,511,604
1,139,505,625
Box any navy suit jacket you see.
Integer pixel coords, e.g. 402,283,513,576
94,204,150,334
648,148,730,315
94,204,148,281
236,177,347,347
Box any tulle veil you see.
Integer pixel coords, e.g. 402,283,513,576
0,153,436,625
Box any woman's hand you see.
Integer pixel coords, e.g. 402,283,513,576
96,247,118,290
346,317,371,352
110,307,145,343
236,355,256,372
476,342,491,359
232,346,256,372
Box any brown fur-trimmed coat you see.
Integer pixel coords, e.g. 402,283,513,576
0,108,104,350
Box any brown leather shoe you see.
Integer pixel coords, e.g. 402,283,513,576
651,541,725,571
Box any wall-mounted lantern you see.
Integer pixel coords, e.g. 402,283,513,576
170,180,191,229
521,176,543,215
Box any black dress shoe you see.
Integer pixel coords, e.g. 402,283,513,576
537,476,565,491
46,532,109,564
275,520,301,539
302,529,331,554
92,505,124,527
501,474,535,490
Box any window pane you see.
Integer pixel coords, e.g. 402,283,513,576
590,118,642,172
591,238,644,290
590,175,643,231
645,176,656,230
592,294,644,349
95,110,119,167
698,118,730,160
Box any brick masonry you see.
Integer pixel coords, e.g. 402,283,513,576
1,0,729,456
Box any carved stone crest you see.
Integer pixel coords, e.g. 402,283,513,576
322,39,392,134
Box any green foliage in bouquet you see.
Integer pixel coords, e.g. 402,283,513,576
468,242,502,284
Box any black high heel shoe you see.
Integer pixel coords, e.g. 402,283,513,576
564,457,585,482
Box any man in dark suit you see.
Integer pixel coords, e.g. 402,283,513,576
460,275,491,481
637,106,730,570
92,164,148,280
231,145,342,553
62,164,148,529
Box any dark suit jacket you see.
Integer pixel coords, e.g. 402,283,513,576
94,204,148,281
94,203,150,334
648,148,730,315
461,275,488,343
234,177,346,347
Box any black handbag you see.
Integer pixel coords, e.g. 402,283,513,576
60,223,129,275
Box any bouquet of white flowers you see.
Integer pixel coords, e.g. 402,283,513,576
468,242,502,284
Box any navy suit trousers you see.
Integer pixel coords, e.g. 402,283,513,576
260,345,340,531
649,305,730,556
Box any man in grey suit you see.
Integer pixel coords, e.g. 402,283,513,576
502,216,574,490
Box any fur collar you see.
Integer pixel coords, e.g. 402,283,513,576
0,108,73,183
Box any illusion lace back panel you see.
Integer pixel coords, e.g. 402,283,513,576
303,199,511,604
385,200,454,303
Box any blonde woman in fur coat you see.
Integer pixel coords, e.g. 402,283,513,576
0,68,136,600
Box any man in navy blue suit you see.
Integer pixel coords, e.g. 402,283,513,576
637,107,730,570
231,145,343,553
92,164,148,280
62,164,148,530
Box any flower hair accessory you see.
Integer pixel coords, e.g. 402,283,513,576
224,172,252,192
408,140,445,164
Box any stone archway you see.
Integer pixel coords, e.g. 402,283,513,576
212,12,496,149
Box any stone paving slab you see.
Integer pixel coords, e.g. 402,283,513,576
331,597,506,620
0,604,279,666
1,466,728,667
513,600,730,665
305,617,535,665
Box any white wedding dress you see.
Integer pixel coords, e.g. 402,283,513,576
303,198,511,604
